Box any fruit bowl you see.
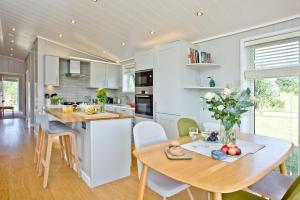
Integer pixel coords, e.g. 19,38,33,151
220,143,242,156
202,131,219,143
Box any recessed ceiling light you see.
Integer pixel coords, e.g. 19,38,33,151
59,33,63,38
121,42,126,46
11,39,15,43
71,19,76,24
149,30,155,35
10,54,13,57
10,48,13,51
103,50,106,54
196,12,203,16
12,27,16,32
91,0,98,2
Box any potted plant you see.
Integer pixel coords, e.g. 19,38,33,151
201,88,256,144
96,88,108,112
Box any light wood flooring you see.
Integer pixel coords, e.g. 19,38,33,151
0,118,208,200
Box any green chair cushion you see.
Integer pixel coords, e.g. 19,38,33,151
282,175,300,200
177,118,200,137
222,190,265,200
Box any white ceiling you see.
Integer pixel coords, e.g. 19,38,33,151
0,0,300,61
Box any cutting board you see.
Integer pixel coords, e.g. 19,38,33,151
74,112,120,120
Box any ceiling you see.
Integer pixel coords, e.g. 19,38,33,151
0,0,300,62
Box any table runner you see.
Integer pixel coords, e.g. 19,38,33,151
181,139,265,162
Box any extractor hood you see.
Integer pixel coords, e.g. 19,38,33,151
65,60,86,78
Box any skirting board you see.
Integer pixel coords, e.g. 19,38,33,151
81,170,92,188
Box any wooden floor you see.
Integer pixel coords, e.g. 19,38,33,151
0,118,208,200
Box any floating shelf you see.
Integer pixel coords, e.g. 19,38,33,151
184,86,224,90
186,63,220,68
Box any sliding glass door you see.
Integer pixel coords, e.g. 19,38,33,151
254,77,299,177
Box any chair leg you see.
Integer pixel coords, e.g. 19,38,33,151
43,136,53,188
38,133,47,175
71,133,81,177
63,135,72,167
187,188,194,200
36,129,44,171
59,136,65,159
34,126,42,163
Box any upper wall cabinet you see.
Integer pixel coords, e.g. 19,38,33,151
44,55,60,86
90,62,107,88
134,49,154,71
106,64,121,89
89,62,121,89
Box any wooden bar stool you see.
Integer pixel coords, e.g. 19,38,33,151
34,112,66,170
37,113,80,188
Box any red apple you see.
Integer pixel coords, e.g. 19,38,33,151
228,147,238,156
226,142,235,148
220,145,229,153
236,147,241,155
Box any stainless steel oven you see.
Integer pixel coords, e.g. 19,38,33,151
135,70,153,87
135,87,153,119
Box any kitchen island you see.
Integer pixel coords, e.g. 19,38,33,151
45,108,133,188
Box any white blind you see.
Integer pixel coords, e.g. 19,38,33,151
254,41,299,69
245,38,300,80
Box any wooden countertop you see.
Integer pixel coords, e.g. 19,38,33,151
45,108,133,123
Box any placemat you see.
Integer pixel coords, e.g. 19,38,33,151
181,139,265,163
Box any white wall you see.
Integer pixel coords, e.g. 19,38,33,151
183,17,300,127
0,55,25,113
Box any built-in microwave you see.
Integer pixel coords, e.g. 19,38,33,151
135,70,153,87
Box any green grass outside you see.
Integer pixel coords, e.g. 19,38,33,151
255,113,298,177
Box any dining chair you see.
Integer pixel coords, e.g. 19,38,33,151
177,118,200,137
223,175,300,200
249,171,295,200
133,121,194,200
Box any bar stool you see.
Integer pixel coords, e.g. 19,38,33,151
34,112,66,170
37,113,80,188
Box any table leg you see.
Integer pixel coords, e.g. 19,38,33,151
137,164,148,200
279,162,288,175
210,192,222,200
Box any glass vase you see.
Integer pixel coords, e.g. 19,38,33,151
220,123,236,145
99,101,105,113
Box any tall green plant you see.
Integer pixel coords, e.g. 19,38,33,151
96,88,108,103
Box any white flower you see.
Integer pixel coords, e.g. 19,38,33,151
223,88,231,96
217,105,224,110
204,92,216,101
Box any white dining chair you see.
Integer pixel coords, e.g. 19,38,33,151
133,121,194,200
249,171,295,200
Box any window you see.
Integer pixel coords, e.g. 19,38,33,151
244,36,300,177
122,64,135,93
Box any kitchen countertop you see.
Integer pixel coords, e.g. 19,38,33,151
45,108,133,123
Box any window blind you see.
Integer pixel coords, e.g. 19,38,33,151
254,41,299,69
244,38,300,80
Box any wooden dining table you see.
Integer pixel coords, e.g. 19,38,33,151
133,133,293,200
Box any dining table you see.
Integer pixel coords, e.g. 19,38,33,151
133,133,293,200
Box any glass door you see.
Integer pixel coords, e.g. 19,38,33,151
3,77,19,111
254,77,299,177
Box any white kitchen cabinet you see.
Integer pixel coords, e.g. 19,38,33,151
155,113,180,140
90,62,107,88
135,49,154,71
154,42,182,115
106,64,121,89
90,62,121,89
44,55,60,86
